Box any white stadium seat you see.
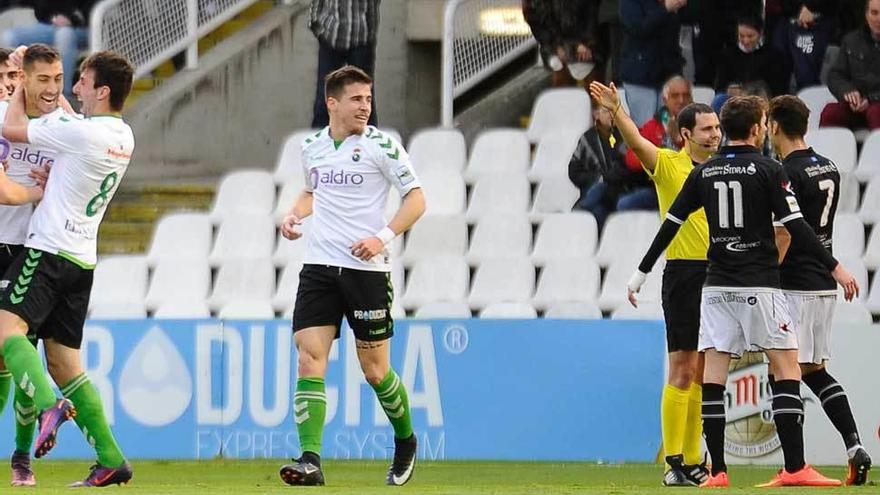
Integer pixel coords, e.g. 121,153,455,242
806,127,857,174
146,212,213,266
531,177,580,218
273,180,301,226
463,129,530,184
466,175,531,221
528,131,581,183
208,258,275,312
145,259,211,313
402,214,468,266
837,173,859,214
272,217,311,268
595,211,661,267
832,213,864,260
863,226,880,269
419,171,466,215
208,214,275,266
401,255,469,310
532,259,600,311
273,130,315,186
90,255,148,316
544,301,603,319
153,299,211,319
527,88,591,143
414,301,472,319
691,86,715,106
598,259,664,312
864,272,880,314
218,300,276,319
832,301,872,326
468,257,535,310
611,301,664,320
531,212,598,265
797,85,836,130
272,262,301,313
855,130,880,183
210,170,276,223
858,177,880,225
480,302,538,319
467,214,532,265
408,127,467,173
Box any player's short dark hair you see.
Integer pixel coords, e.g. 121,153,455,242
81,50,134,112
737,15,764,32
22,43,60,71
0,48,12,66
324,65,372,100
720,95,767,141
677,103,714,134
769,95,810,139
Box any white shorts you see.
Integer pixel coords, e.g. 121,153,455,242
699,287,797,357
783,290,836,365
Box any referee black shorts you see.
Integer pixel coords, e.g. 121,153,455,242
292,264,394,342
0,248,93,349
661,259,708,353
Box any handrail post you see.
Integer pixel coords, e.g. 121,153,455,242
186,0,199,70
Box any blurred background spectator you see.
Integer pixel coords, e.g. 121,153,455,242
618,0,685,126
523,0,603,86
1,0,94,98
624,75,692,169
309,0,380,128
569,104,656,230
712,16,787,112
598,0,622,84
821,0,880,130
688,0,762,88
770,1,836,91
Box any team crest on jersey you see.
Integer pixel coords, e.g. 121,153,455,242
352,147,362,162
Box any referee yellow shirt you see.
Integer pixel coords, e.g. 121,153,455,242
645,148,709,261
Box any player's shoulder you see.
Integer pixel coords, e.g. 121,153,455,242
301,128,327,152
360,126,403,149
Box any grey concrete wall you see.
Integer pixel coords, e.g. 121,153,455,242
127,1,411,181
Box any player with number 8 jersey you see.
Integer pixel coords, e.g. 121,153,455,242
0,49,135,487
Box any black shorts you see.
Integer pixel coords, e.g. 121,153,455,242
292,264,394,342
0,244,24,276
661,260,707,352
0,248,93,349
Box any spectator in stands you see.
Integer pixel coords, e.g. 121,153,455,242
771,1,836,90
712,16,788,112
619,0,685,126
523,0,602,86
598,0,622,83
624,75,692,170
2,0,94,98
569,104,657,230
820,0,880,130
689,0,762,88
309,0,380,128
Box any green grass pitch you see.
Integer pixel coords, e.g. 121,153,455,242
7,460,874,494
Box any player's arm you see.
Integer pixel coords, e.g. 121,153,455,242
280,189,313,241
589,81,660,171
0,168,42,205
1,85,29,143
770,169,859,300
774,226,791,263
627,170,702,306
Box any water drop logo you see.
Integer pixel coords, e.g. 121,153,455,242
119,326,192,426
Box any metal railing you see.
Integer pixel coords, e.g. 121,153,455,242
90,0,264,79
441,0,536,126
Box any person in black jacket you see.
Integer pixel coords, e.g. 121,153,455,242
820,0,880,130
2,0,95,97
569,104,656,229
712,16,788,112
523,0,602,85
771,1,837,90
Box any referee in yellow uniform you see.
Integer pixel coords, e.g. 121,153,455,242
589,81,721,486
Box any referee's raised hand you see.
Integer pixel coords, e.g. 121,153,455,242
588,81,620,113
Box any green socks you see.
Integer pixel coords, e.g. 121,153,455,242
61,374,125,468
0,369,10,413
371,369,413,440
2,335,56,411
294,378,327,455
13,383,36,453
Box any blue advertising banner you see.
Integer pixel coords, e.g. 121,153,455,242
0,319,666,462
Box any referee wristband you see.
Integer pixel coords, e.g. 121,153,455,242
375,227,397,245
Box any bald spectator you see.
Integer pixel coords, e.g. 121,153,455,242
820,0,880,130
624,75,692,170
